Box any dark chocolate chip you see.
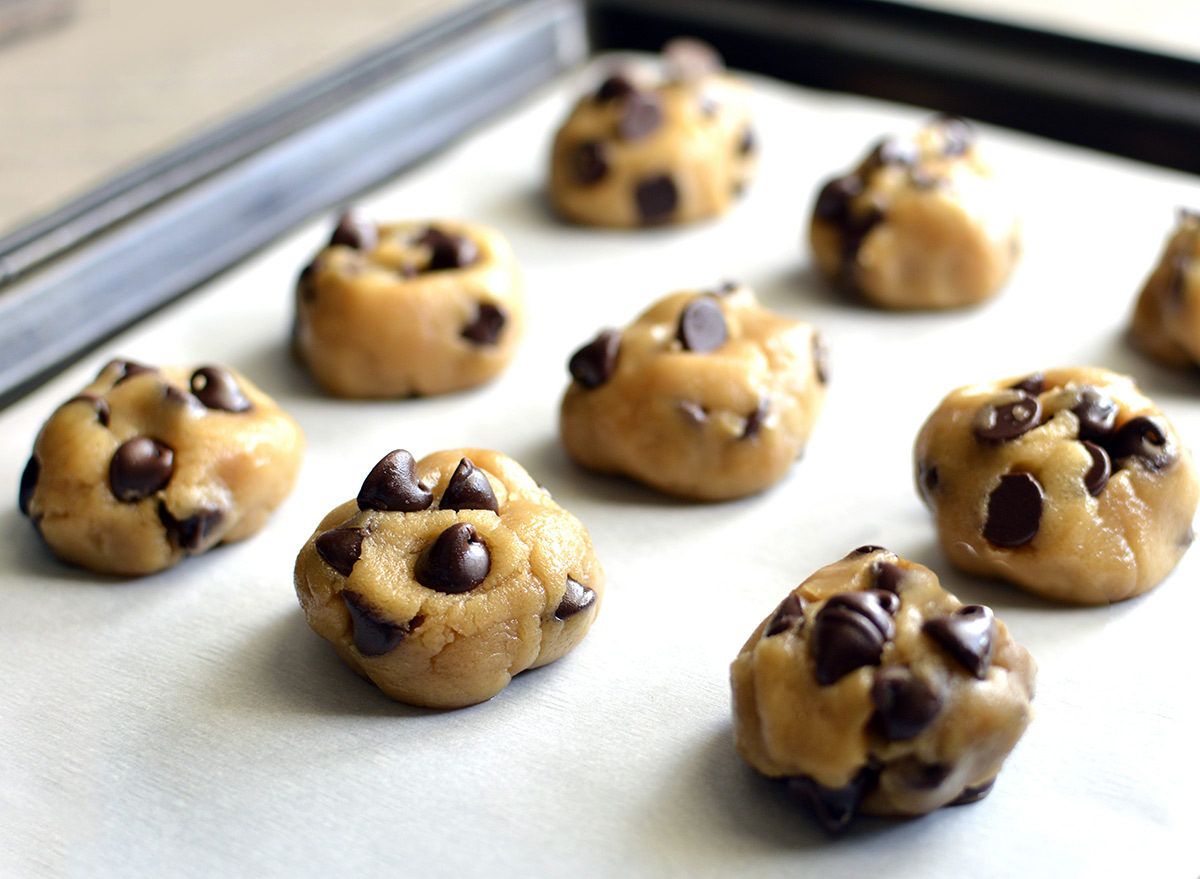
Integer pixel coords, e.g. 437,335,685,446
1108,415,1174,470
18,456,39,517
814,175,861,224
811,332,830,385
764,593,805,637
738,126,756,156
298,256,324,295
594,73,634,102
676,296,727,353
329,211,377,251
863,137,918,171
678,400,707,425
1069,387,1118,440
418,227,478,271
635,174,679,224
315,528,366,577
109,437,174,502
973,393,1042,443
357,449,433,513
440,457,499,513
569,329,621,388
190,366,252,413
924,605,996,679
852,545,887,555
786,768,879,834
106,359,156,385
872,561,907,593
663,37,723,80
871,666,944,741
617,92,662,141
461,303,506,345
936,115,975,156
342,589,418,656
65,394,111,426
1008,372,1044,396
1082,440,1111,497
918,462,939,501
158,503,224,553
415,523,490,594
812,590,899,685
949,778,996,806
572,141,609,185
983,472,1043,547
741,399,768,440
554,576,597,620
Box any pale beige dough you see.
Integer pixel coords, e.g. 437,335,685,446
294,447,604,709
809,116,1020,309
731,547,1036,832
19,359,305,576
1130,209,1200,369
292,215,524,397
559,283,828,501
914,367,1199,603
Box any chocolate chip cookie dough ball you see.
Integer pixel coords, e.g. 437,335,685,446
809,116,1020,309
294,448,604,709
915,367,1199,604
18,359,305,576
548,38,757,227
292,213,524,397
1130,209,1200,369
559,283,828,501
731,547,1036,833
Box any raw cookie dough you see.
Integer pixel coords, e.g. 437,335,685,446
548,38,757,227
559,283,828,501
19,359,305,576
292,212,524,397
731,546,1036,833
915,367,1199,603
809,115,1020,309
294,447,604,709
1130,208,1200,369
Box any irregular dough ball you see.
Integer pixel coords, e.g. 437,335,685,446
731,547,1036,832
19,359,305,576
559,283,828,501
294,448,604,709
809,116,1020,309
292,213,524,397
914,367,1199,603
548,38,757,227
1130,208,1200,369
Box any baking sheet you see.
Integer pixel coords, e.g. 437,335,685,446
2,65,1199,878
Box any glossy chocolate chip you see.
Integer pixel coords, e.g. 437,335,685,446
663,37,723,80
190,366,251,413
107,359,156,385
936,115,975,156
158,503,224,553
983,472,1043,547
357,449,433,512
924,605,996,679
872,560,907,593
764,593,805,637
812,590,899,685
1082,440,1111,496
1009,372,1045,396
414,523,490,594
973,393,1041,443
635,174,678,224
741,399,768,440
109,437,174,502
1108,415,1174,469
440,457,499,513
678,400,707,425
617,92,662,141
1070,387,1118,439
418,227,479,271
871,666,944,741
569,329,621,388
342,589,419,656
594,73,634,102
814,175,861,224
315,528,366,577
918,462,939,500
676,296,727,353
65,394,111,426
786,768,879,834
851,545,887,555
572,141,609,185
950,778,996,805
811,332,830,384
18,456,39,517
461,303,506,345
329,211,377,251
298,256,324,294
554,576,597,620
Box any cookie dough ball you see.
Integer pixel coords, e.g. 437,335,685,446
292,213,524,397
548,38,757,227
294,448,604,709
915,367,1199,603
731,547,1036,832
1130,208,1200,369
559,283,828,500
809,116,1020,309
18,359,305,576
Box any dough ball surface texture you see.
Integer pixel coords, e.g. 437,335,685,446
1131,209,1200,369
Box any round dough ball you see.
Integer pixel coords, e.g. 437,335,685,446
808,116,1020,309
292,213,524,397
548,39,757,227
294,448,604,709
914,367,1199,603
559,283,828,501
1130,208,1200,369
731,547,1036,832
19,359,305,576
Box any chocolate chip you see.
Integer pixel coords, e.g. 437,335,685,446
357,449,433,512
298,256,324,295
18,456,38,517
871,666,944,741
315,527,366,577
64,394,111,426
342,589,419,656
554,576,597,620
918,463,939,500
811,332,830,384
1069,387,1118,440
461,303,506,345
1008,372,1044,396
415,523,490,594
676,296,727,353
839,206,884,277
190,366,251,413
678,400,707,425
973,393,1041,443
764,593,805,637
109,437,174,502
863,137,918,171
158,503,224,553
418,227,478,271
950,778,995,805
572,141,609,185
983,471,1043,547
872,561,907,593
617,92,662,141
569,329,621,388
812,590,899,685
924,605,996,679
440,457,499,513
106,359,156,385
1108,415,1174,470
329,211,377,251
786,768,879,833
741,399,768,440
1082,440,1111,496
936,115,975,156
663,37,723,81
898,761,953,790
594,73,634,102
814,175,861,224
634,174,678,224
738,126,756,156
851,545,887,555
